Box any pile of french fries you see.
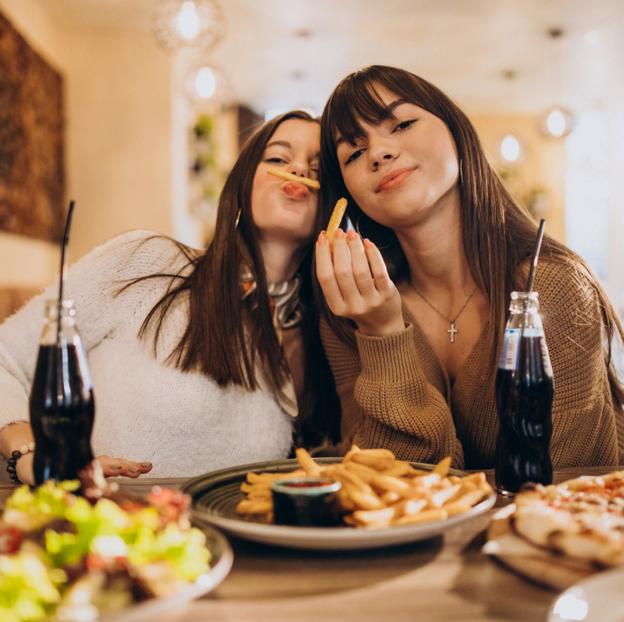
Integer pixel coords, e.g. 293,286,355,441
235,446,493,529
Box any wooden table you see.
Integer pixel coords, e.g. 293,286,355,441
0,467,615,622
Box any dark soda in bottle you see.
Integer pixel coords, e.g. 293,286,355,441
29,299,95,484
495,291,553,496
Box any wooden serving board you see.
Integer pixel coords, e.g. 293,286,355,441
484,504,596,591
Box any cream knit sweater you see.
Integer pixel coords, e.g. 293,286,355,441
321,261,623,469
0,231,293,477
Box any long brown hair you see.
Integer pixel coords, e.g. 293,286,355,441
318,65,624,408
122,111,339,447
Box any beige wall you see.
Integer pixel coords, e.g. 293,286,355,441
471,114,566,242
0,0,173,290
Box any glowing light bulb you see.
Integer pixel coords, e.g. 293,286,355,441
176,1,201,40
543,106,574,138
500,134,522,163
195,67,217,99
546,109,567,137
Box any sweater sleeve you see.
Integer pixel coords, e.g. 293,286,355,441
0,230,186,434
538,262,619,467
320,317,464,466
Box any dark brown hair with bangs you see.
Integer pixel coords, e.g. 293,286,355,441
121,110,339,447
318,64,624,409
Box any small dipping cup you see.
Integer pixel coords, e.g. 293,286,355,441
271,478,343,526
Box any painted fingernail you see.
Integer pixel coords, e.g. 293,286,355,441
363,238,375,249
335,229,345,239
346,230,357,240
317,231,326,245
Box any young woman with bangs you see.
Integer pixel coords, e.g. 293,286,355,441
315,65,624,469
0,110,339,484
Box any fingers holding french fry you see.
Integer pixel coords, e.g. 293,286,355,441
235,444,493,529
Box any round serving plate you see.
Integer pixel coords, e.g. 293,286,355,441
100,517,233,622
182,457,496,551
547,567,624,622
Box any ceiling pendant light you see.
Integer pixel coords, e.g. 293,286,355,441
152,0,224,51
541,106,575,138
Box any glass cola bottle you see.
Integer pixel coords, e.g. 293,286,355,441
29,300,95,484
495,291,554,496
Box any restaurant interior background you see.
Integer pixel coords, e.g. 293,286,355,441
0,0,623,328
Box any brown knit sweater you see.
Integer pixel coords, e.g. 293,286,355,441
320,261,623,469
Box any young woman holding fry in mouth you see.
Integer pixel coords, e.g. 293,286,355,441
0,111,338,484
315,65,624,469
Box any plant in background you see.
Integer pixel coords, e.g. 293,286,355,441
189,113,224,219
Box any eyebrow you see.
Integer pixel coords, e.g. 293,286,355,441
265,141,320,160
266,140,291,149
335,98,411,148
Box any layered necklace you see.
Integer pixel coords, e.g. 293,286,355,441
413,287,478,343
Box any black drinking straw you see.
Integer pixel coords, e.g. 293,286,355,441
520,219,546,334
525,219,546,296
56,200,76,347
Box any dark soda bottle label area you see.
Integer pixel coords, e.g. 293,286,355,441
495,335,554,494
30,344,95,484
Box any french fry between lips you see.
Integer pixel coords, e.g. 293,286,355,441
267,166,320,189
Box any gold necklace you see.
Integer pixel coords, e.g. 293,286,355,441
413,287,478,343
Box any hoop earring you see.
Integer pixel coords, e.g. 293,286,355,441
354,216,390,251
235,209,241,228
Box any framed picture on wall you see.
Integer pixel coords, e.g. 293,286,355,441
0,10,64,242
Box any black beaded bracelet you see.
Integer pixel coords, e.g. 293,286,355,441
6,442,35,485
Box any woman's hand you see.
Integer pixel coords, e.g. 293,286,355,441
97,455,153,478
14,454,152,485
15,451,34,485
316,229,405,336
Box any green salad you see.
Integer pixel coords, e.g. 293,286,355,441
0,481,211,622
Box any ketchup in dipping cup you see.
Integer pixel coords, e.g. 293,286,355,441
271,478,342,526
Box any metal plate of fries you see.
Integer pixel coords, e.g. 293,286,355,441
182,449,496,551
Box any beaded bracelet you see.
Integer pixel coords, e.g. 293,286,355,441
6,442,35,485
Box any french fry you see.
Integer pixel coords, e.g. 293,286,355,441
332,467,374,495
392,498,427,518
236,498,272,515
326,197,348,240
267,166,320,189
381,491,401,504
350,450,396,471
461,472,487,486
429,484,461,508
449,488,487,509
295,448,322,476
344,461,379,484
352,507,395,527
247,470,305,483
371,473,411,495
240,482,271,493
411,472,441,488
393,508,448,526
433,456,452,478
348,488,385,511
382,461,412,478
342,444,361,461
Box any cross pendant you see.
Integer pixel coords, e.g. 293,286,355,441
448,322,458,343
